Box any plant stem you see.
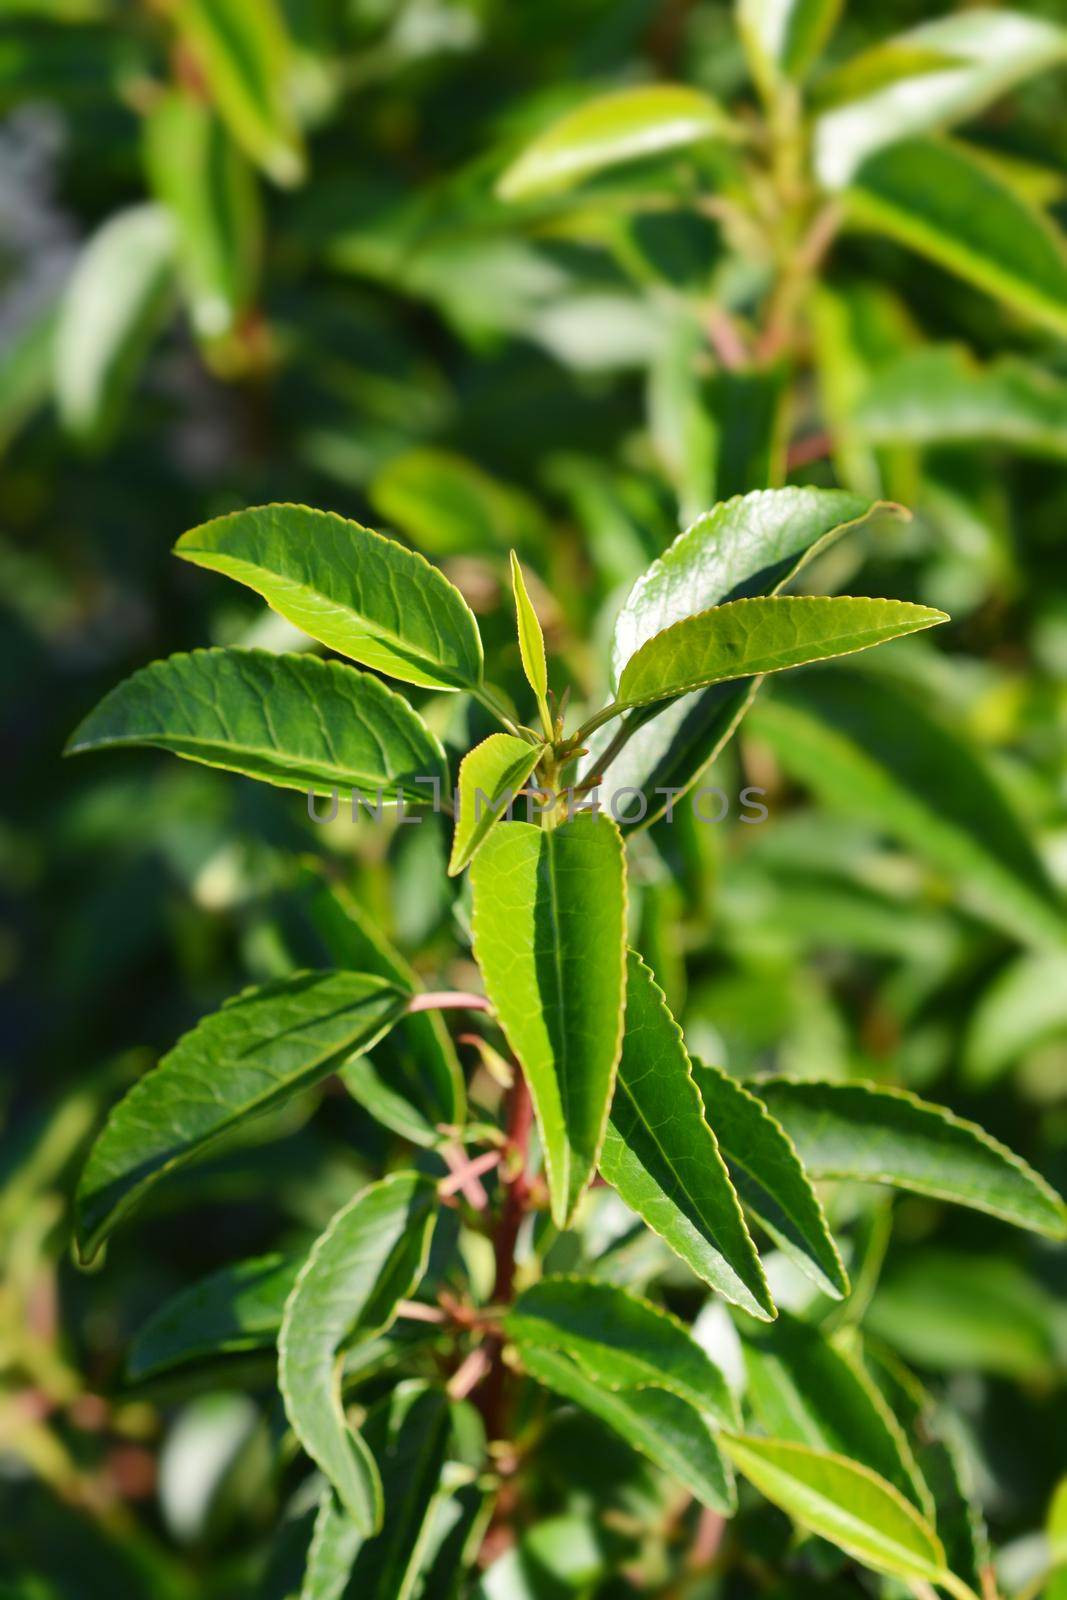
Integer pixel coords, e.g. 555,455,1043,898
472,683,526,739
477,1068,533,1438
407,990,493,1014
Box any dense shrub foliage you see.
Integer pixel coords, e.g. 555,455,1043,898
2,2,1067,1597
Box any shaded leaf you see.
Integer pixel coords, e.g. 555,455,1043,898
497,84,738,201
690,1059,846,1298
75,971,407,1262
66,648,448,804
278,1174,438,1534
176,505,484,691
506,1276,738,1427
127,1253,300,1381
470,814,627,1227
963,951,1067,1086
755,1077,1067,1238
599,952,773,1318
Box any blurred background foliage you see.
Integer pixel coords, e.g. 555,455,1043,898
2,0,1067,1595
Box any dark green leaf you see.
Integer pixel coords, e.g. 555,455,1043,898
127,1253,300,1381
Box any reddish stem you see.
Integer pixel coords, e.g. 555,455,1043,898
476,1070,534,1438
408,990,492,1014
438,1149,503,1199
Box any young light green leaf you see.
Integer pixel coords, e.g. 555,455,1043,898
851,345,1067,458
754,1078,1067,1239
506,1277,738,1428
449,734,543,877
738,0,843,91
847,138,1067,338
689,1060,847,1299
144,91,261,341
496,84,739,202
519,1344,735,1513
741,1311,930,1513
371,448,549,557
612,595,946,714
75,971,407,1263
54,203,175,446
749,667,1066,949
278,1174,438,1534
174,0,305,186
720,1435,955,1591
593,489,902,825
470,814,627,1226
280,863,465,1143
814,10,1067,188
65,648,448,805
599,952,773,1319
175,505,484,691
127,1253,300,1381
509,551,551,734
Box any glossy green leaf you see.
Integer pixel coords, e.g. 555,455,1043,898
599,952,773,1319
278,1173,438,1534
303,1383,457,1600
738,0,842,90
144,91,260,341
690,1060,846,1299
281,863,465,1143
175,505,484,691
963,951,1067,1086
53,203,175,446
497,84,738,202
741,1312,930,1513
613,595,946,713
815,10,1067,188
127,1253,300,1381
66,648,448,804
847,138,1067,337
520,1344,734,1512
449,734,543,877
470,813,627,1227
74,971,407,1263
852,345,1067,458
506,1276,738,1428
749,667,1066,948
509,551,550,718
720,1435,952,1590
755,1078,1067,1238
174,0,305,186
594,488,899,825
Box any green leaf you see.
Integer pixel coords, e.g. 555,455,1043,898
0,298,57,457
599,952,773,1319
720,1435,953,1591
740,1312,930,1513
505,1277,738,1428
449,734,544,876
74,971,407,1263
738,0,842,90
613,595,946,714
689,1060,847,1299
754,1078,1067,1239
749,667,1066,949
520,1344,735,1513
303,1383,458,1600
496,84,739,202
53,203,175,446
144,91,261,341
846,137,1067,337
175,505,484,691
963,952,1067,1086
370,448,549,557
470,813,627,1227
593,488,900,826
814,10,1067,188
65,648,448,805
509,551,550,727
278,1173,438,1534
851,344,1067,458
280,863,465,1143
174,0,305,186
127,1253,300,1381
